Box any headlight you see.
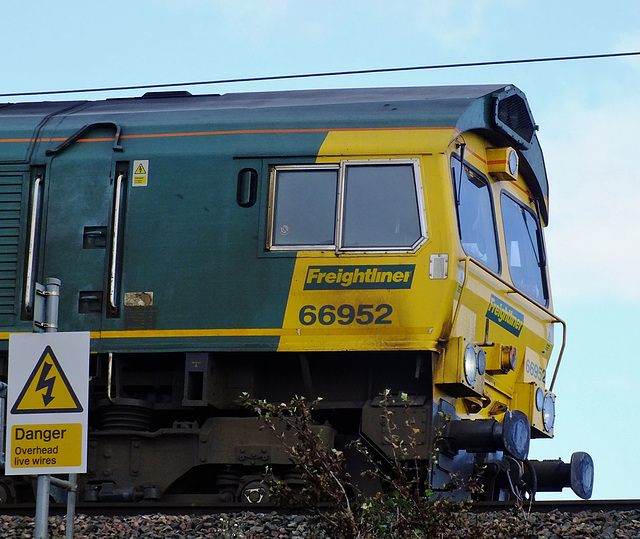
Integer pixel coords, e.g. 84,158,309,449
542,392,555,432
464,344,478,386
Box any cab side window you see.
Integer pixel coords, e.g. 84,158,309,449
501,193,548,305
342,163,422,249
451,156,500,272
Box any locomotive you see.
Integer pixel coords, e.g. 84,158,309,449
0,84,593,503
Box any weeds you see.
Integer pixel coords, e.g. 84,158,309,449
241,391,477,539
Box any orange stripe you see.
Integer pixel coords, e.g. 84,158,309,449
0,126,454,146
512,181,531,198
0,137,66,143
463,146,486,164
120,126,453,140
455,146,533,198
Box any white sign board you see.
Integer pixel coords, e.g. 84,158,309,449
6,332,90,475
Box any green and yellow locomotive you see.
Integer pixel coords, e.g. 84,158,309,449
0,85,593,502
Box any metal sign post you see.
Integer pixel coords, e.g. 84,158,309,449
35,278,59,539
6,279,90,539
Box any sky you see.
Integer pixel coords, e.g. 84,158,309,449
3,0,639,500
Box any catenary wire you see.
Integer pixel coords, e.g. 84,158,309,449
1,51,639,98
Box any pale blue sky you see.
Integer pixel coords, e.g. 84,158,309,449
3,0,640,499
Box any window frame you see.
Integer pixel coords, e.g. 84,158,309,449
267,159,427,254
450,154,501,273
500,190,550,306
267,163,339,251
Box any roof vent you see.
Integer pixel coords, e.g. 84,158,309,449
493,87,536,149
141,91,193,99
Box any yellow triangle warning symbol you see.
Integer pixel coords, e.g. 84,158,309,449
11,346,83,414
134,163,147,175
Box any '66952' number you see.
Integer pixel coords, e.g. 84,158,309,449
298,304,393,326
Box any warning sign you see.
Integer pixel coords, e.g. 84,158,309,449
6,332,90,475
132,159,149,187
10,423,83,469
11,345,83,414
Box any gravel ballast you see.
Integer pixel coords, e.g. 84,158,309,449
1,509,640,538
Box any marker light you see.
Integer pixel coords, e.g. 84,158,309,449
464,344,478,386
542,392,556,432
477,349,486,376
509,346,518,370
535,387,544,411
495,345,518,373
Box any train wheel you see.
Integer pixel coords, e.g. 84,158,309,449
238,476,270,504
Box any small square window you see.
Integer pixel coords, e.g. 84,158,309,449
271,167,338,247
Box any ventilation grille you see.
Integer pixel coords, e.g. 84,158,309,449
496,94,536,147
0,173,21,314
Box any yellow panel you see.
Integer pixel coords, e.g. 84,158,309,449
317,127,455,158
277,253,448,352
10,423,83,468
277,128,459,352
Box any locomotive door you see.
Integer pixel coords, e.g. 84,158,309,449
31,124,126,333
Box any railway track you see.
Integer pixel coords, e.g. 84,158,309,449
474,498,640,513
1,498,639,539
2,497,639,517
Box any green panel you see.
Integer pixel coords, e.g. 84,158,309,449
42,136,115,334
110,132,324,338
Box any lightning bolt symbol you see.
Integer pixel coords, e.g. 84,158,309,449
35,361,56,407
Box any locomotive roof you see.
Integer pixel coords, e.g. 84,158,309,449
0,85,549,222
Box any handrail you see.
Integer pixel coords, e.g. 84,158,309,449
24,175,43,314
109,173,125,312
107,353,115,403
455,257,566,392
45,122,123,156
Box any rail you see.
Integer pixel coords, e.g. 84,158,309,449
1,497,639,517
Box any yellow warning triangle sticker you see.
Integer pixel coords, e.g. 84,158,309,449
11,345,83,414
134,163,147,175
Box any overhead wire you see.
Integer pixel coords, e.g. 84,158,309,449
1,51,639,98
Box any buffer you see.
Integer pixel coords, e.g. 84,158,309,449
11,345,83,414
